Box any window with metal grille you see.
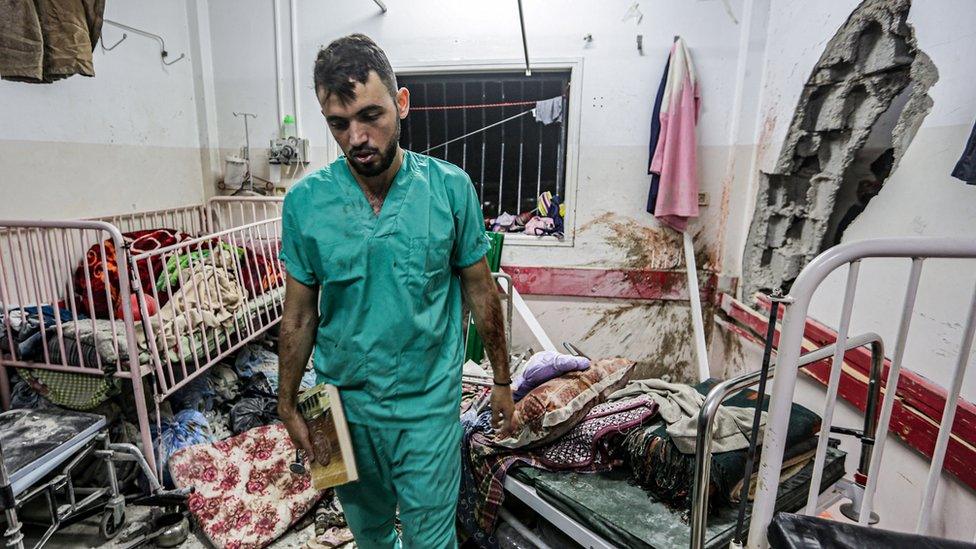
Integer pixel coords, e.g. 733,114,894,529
398,70,570,219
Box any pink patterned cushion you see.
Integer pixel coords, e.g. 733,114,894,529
169,424,324,549
495,357,636,449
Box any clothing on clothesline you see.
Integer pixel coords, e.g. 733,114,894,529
648,38,701,232
534,97,563,125
952,119,976,184
0,0,105,83
646,54,671,214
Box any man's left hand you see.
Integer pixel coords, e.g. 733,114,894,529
491,385,516,439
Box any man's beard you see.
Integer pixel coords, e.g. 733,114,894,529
347,121,400,177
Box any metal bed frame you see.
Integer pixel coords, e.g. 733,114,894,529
0,197,285,480
502,331,885,549
747,237,976,547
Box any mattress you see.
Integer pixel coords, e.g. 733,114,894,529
509,446,847,549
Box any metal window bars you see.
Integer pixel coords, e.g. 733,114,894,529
399,73,568,217
744,237,976,547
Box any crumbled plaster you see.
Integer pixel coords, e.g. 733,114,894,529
742,0,938,300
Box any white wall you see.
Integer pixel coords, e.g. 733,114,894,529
0,0,209,219
206,0,768,273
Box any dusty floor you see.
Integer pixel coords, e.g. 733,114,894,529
20,505,317,549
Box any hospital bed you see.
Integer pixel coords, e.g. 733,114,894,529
0,197,286,481
499,330,882,548
0,406,190,549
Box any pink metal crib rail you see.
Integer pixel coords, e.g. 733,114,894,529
0,196,285,480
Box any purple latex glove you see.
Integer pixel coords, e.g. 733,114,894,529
512,351,591,401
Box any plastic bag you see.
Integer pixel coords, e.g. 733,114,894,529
156,408,214,485
229,397,279,435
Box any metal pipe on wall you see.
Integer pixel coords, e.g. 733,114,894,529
273,0,285,126
290,0,302,137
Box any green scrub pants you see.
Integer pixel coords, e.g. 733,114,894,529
334,420,462,549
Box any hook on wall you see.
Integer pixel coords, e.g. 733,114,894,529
100,32,127,52
101,19,187,67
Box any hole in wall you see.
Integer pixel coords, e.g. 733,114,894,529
742,0,939,300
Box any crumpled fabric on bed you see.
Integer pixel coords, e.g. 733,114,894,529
168,423,324,549
460,392,657,539
74,229,193,319
623,379,821,514
535,395,658,470
138,263,246,356
609,378,767,454
511,351,590,402
239,245,285,297
154,244,245,293
0,305,81,360
494,357,636,449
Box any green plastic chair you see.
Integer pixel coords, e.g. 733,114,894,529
464,232,504,363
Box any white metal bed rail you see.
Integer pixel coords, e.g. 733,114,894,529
747,237,976,548
93,204,207,236
0,221,143,378
206,196,284,233
690,331,885,548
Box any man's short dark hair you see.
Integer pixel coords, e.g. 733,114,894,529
313,34,397,104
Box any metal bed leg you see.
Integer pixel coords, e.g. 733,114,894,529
0,440,23,549
128,371,159,483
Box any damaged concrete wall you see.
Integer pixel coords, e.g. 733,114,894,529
741,0,937,299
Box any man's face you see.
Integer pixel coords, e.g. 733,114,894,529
318,71,409,177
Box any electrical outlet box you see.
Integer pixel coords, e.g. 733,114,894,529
698,192,709,207
269,136,309,166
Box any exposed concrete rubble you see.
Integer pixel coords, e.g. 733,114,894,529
742,0,938,300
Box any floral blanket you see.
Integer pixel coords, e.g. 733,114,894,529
169,423,325,549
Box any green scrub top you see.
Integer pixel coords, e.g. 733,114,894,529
279,150,490,426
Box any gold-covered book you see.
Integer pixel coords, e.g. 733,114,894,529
298,383,358,489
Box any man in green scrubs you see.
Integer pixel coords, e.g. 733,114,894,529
277,34,515,548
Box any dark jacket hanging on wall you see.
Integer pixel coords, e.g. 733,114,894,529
0,0,105,83
951,120,976,184
646,54,671,214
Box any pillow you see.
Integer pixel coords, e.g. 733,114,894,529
169,423,324,549
495,357,635,449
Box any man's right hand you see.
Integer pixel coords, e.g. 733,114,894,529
279,404,315,464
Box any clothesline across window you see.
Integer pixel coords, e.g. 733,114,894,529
419,96,562,155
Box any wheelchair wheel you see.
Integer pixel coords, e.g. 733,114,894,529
100,508,126,540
